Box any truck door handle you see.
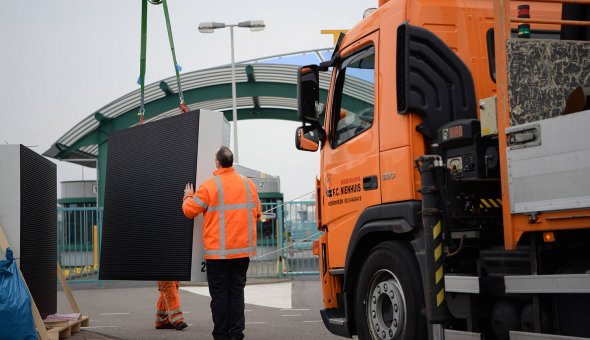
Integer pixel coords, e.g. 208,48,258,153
507,123,541,150
363,176,378,191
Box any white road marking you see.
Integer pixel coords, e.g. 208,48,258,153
183,311,191,314
245,321,268,325
245,310,252,312
280,308,310,311
82,326,117,329
281,314,301,317
98,313,130,316
303,320,323,323
181,282,292,309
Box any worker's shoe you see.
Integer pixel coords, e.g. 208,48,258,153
174,321,188,331
155,322,174,330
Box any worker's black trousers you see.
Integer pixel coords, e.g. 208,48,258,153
206,257,250,340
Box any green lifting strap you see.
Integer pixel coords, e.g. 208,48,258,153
138,0,148,124
162,0,188,112
138,0,187,124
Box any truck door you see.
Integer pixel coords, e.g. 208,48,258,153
322,32,381,268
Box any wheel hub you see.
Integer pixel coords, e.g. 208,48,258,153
368,274,405,340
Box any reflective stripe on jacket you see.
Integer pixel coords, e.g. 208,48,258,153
182,167,261,259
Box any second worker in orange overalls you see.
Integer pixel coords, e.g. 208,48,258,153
155,280,188,330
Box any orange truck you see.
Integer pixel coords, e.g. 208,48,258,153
295,0,590,339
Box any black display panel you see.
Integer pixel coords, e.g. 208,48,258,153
20,145,57,319
99,111,199,280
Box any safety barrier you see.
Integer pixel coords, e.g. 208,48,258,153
57,200,321,282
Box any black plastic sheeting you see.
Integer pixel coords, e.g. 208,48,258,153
20,145,57,319
99,111,200,281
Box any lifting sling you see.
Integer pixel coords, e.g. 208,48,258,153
138,0,188,124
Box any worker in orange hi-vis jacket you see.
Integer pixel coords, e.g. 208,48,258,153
155,280,188,330
182,146,261,340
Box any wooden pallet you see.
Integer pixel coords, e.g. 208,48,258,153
0,225,91,340
46,315,90,340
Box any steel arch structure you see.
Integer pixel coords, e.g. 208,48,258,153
44,48,374,205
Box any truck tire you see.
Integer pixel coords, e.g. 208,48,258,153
355,241,426,340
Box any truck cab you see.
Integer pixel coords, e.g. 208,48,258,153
296,0,590,339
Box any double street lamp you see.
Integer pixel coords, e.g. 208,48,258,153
198,20,266,164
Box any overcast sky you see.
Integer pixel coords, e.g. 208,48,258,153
0,0,376,201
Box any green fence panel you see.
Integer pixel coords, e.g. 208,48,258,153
57,207,102,282
283,201,322,276
248,202,282,278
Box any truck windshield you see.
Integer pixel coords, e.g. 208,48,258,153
331,46,375,148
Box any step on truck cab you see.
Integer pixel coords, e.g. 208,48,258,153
295,0,590,339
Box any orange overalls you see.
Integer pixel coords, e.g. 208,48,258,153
155,281,184,328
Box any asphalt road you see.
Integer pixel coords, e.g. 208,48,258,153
59,277,345,340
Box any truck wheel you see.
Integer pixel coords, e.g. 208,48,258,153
355,241,426,340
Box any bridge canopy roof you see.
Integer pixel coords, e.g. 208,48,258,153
44,48,373,165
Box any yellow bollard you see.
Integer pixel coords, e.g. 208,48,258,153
282,257,286,274
93,225,99,271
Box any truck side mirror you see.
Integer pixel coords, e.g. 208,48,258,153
295,125,320,152
297,65,320,124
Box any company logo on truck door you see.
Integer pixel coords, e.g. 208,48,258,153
325,175,332,197
326,176,362,206
329,176,361,197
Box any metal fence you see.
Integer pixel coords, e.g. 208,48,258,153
283,201,322,275
57,200,321,282
57,207,102,282
247,201,283,278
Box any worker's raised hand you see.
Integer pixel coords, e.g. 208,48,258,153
184,183,194,198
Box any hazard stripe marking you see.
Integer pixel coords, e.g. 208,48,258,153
435,266,443,284
434,244,442,261
433,221,441,240
436,288,445,306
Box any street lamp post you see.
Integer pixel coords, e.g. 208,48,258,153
198,20,265,164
